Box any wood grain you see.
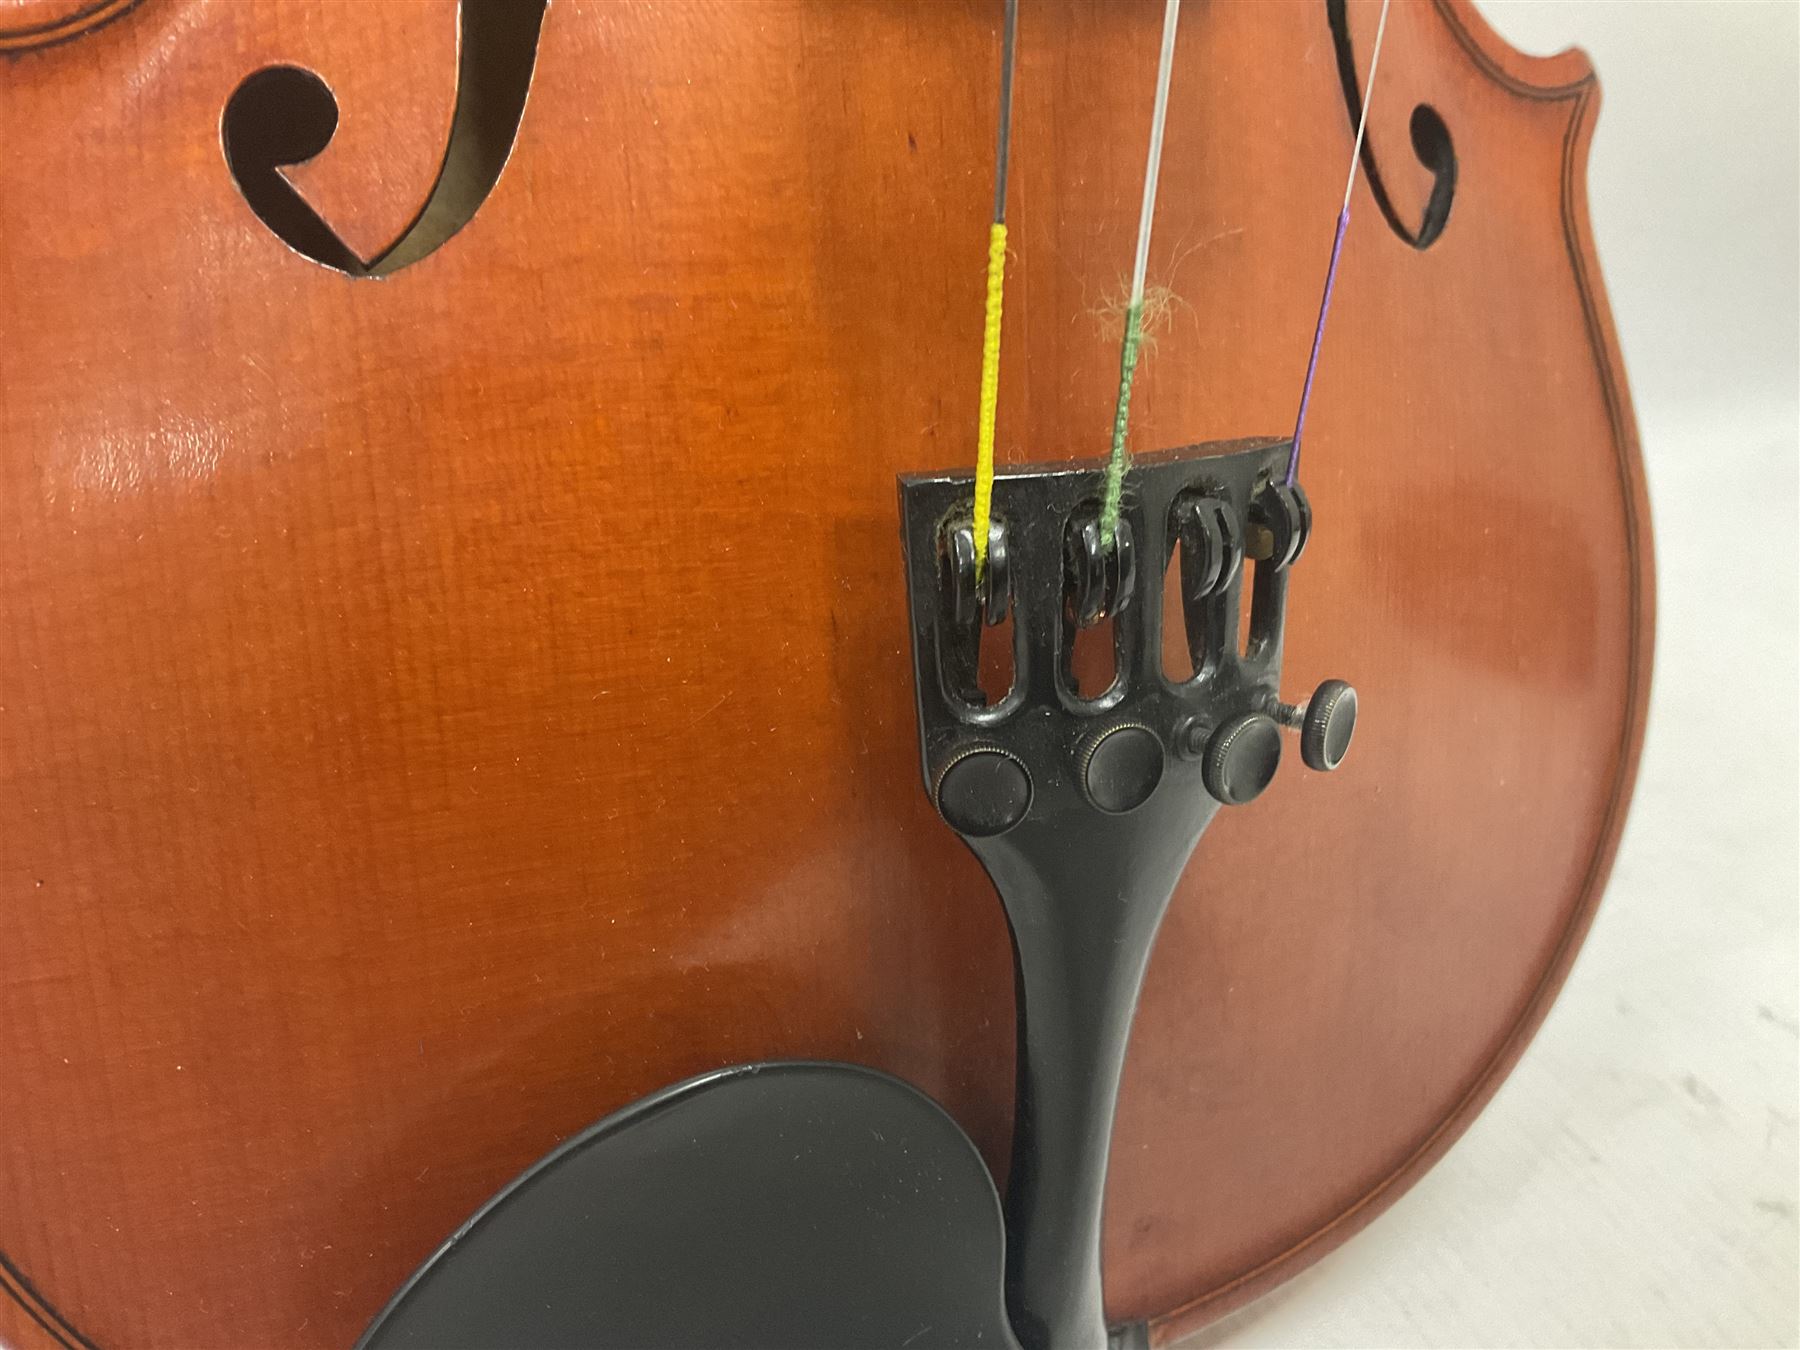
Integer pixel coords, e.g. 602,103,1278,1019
0,0,1651,1346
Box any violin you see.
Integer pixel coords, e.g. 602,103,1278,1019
0,1,1652,1347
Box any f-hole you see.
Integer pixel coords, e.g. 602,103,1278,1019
221,0,547,276
1326,0,1457,250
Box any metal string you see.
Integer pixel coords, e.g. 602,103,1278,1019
1286,0,1392,486
1099,0,1182,548
971,0,1020,580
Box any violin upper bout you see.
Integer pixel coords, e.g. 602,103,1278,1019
1431,0,1597,95
1331,0,1609,256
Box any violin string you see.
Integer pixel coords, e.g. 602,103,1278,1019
1285,0,1391,487
971,0,1019,582
1099,0,1181,550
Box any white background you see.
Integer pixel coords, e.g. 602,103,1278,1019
1202,2,1800,1347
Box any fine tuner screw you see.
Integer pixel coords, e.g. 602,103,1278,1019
1199,712,1283,806
1182,679,1358,808
1275,678,1359,772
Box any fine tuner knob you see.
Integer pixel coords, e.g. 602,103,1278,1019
1277,678,1359,772
1199,712,1282,806
1190,679,1358,807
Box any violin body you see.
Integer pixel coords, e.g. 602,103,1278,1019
0,1,1650,1347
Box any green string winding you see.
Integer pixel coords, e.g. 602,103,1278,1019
1100,299,1145,548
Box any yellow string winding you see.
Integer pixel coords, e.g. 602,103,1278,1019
973,222,1008,579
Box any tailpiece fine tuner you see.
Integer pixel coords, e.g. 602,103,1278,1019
900,436,1356,1350
357,437,1357,1350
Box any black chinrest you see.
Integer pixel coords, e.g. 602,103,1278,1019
357,1061,1017,1350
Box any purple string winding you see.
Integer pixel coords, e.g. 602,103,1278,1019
1285,203,1350,487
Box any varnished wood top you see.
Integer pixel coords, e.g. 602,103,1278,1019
0,1,1650,1345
